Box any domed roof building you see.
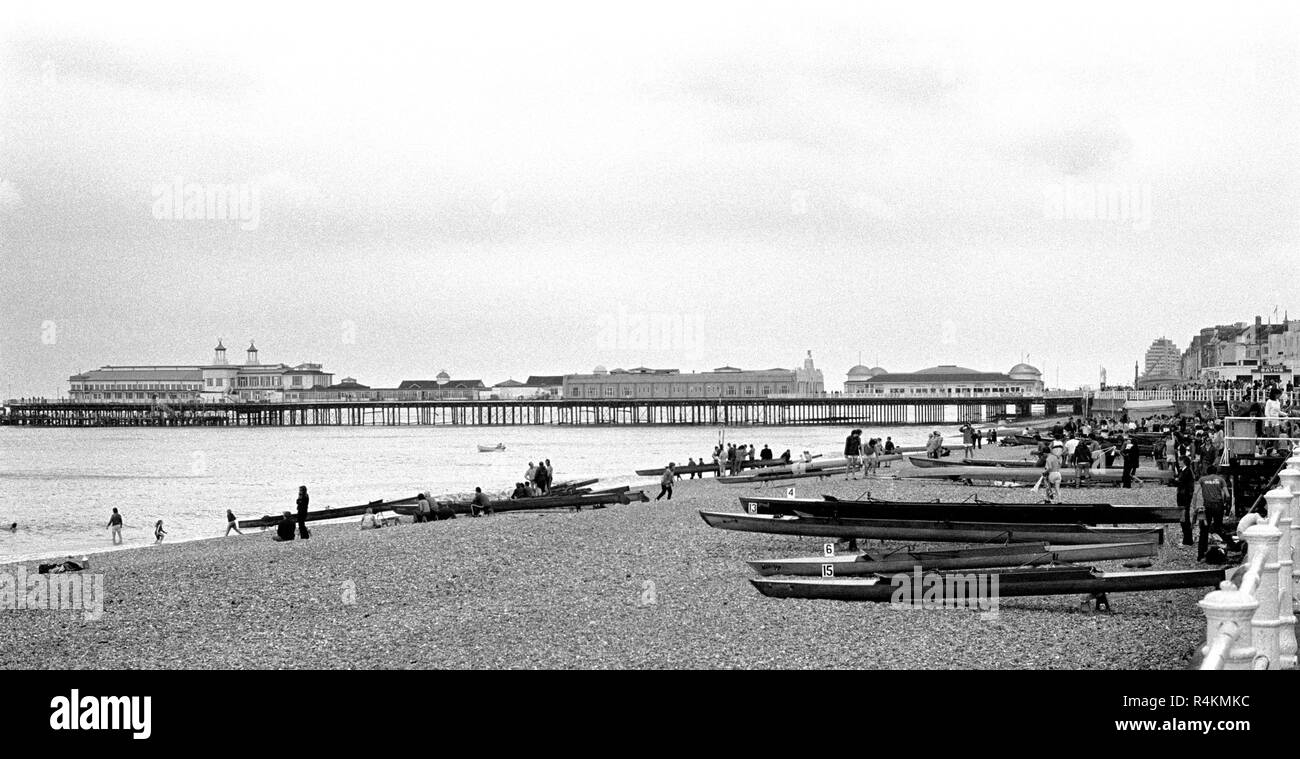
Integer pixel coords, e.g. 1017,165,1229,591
844,362,1045,396
1007,363,1042,381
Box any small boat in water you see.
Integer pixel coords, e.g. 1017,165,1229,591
477,443,506,452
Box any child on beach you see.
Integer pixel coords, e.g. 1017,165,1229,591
154,520,167,544
107,508,124,544
225,509,243,536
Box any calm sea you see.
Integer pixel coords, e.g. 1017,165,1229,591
0,423,970,563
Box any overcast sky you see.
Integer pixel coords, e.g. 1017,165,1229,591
1,1,1297,396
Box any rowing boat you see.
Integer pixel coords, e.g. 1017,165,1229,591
393,489,648,516
750,567,1224,602
716,455,905,483
897,466,1174,485
907,455,1041,469
634,456,820,477
746,541,1159,577
698,510,1164,544
736,495,1181,524
477,444,506,452
237,496,419,529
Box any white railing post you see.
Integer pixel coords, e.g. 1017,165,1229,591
1285,461,1300,613
1245,522,1283,670
1267,483,1297,670
1201,587,1259,669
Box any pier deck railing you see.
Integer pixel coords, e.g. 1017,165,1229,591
1199,453,1300,670
1091,388,1278,404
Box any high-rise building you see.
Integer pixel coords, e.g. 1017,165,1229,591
1142,337,1182,378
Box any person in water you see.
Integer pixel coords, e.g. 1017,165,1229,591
7,522,16,533
107,508,124,545
154,520,167,544
225,509,243,536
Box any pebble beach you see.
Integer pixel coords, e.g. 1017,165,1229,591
0,450,1212,670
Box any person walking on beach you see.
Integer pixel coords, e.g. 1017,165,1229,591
656,464,675,501
107,508,124,545
296,486,311,539
154,520,167,544
471,487,494,517
225,509,243,536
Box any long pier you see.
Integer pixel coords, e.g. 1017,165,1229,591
0,396,1085,428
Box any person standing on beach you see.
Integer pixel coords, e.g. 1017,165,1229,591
296,486,311,539
107,508,124,545
656,464,675,500
415,492,432,523
1042,444,1063,504
1118,435,1139,488
225,509,243,536
843,429,862,479
1176,457,1196,546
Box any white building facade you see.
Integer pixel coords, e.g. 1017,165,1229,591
68,340,333,403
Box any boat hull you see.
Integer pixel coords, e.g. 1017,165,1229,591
750,568,1225,602
746,541,1159,576
698,510,1164,544
737,496,1181,524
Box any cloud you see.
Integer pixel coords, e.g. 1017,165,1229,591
1018,117,1133,175
1,34,257,100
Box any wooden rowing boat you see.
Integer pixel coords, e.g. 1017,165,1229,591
907,455,1041,469
750,567,1224,602
898,466,1174,485
736,495,1182,524
477,444,506,452
393,489,648,516
697,510,1164,544
716,455,905,483
237,496,420,529
635,454,823,477
746,541,1159,577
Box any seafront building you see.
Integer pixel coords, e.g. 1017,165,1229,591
1171,315,1297,386
842,364,1044,397
68,340,333,403
560,353,825,399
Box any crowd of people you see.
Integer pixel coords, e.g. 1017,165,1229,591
1030,394,1294,564
843,429,897,479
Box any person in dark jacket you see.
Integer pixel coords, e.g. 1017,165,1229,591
1175,458,1196,546
274,511,296,541
296,486,311,539
1120,436,1141,488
